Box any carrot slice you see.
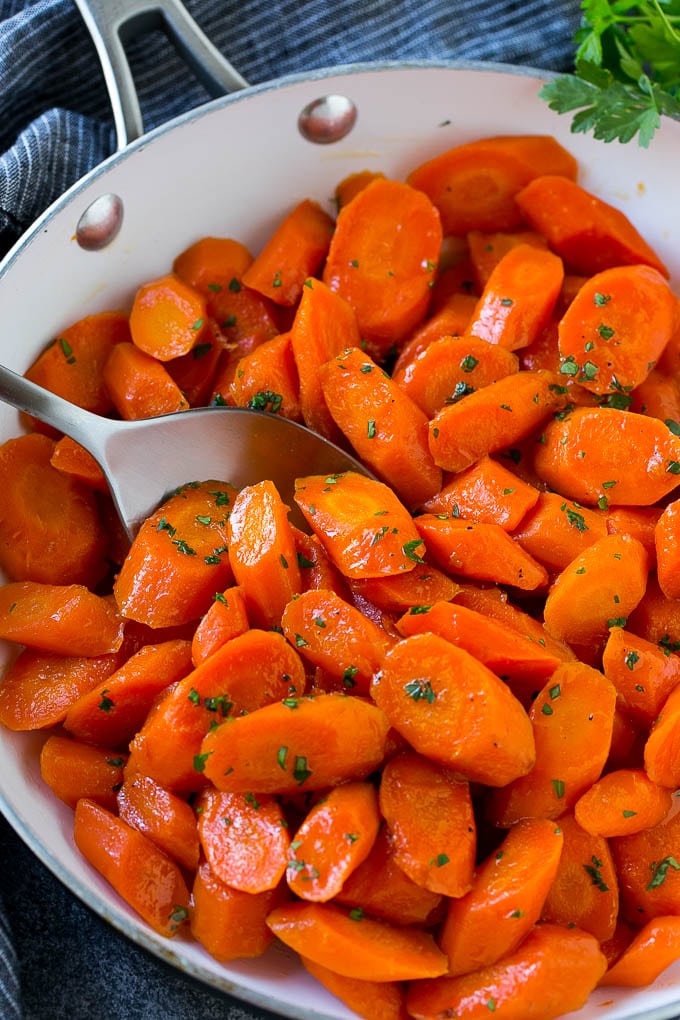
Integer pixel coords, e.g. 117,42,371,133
611,804,680,924
102,341,188,418
190,585,249,665
423,456,539,532
334,169,386,209
643,682,680,788
49,436,108,492
602,625,680,728
129,272,209,361
349,564,459,614
164,318,223,406
655,497,680,599
392,293,478,376
190,861,277,962
467,229,549,290
301,956,407,1020
511,490,608,574
40,735,126,810
0,582,123,656
172,236,253,296
117,773,199,871
600,916,680,987
574,768,672,838
229,331,302,421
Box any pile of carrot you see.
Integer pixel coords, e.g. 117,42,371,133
2,132,680,1020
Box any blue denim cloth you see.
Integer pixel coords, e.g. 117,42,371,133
0,1,581,1016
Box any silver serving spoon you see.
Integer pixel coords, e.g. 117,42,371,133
0,364,369,540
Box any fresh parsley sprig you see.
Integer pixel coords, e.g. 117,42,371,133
539,0,680,146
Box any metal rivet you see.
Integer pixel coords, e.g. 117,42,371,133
75,193,124,251
298,94,357,144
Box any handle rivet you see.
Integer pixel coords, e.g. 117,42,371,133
298,94,357,144
75,193,124,250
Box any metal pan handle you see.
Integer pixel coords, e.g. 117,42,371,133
73,0,249,150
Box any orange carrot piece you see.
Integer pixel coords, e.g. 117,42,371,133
422,455,539,531
190,861,277,962
627,573,680,649
378,750,475,897
229,331,302,421
73,798,190,937
201,692,390,795
515,174,669,277
190,585,249,665
602,626,680,729
281,588,392,696
334,169,386,209
370,632,535,787
129,271,208,361
349,564,459,614
294,471,423,579
322,178,442,358
392,293,479,374
0,433,109,586
600,916,680,987
292,526,352,600
486,661,617,826
414,514,549,591
117,773,199,871
611,804,680,924
574,768,672,838
62,639,193,748
102,341,188,419
164,318,224,406
227,479,302,628
406,134,578,236
543,534,648,647
266,900,448,982
113,480,236,628
406,923,606,1020
196,787,290,893
319,347,442,508
172,236,253,296
302,957,407,1020
606,505,661,565
0,582,123,656
631,365,680,425
439,818,563,976
40,734,126,810
606,707,646,772
511,490,608,574
643,682,680,788
49,436,108,491
655,497,680,599
287,781,380,901
466,229,549,290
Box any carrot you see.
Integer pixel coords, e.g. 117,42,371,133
557,265,676,394
626,573,680,649
439,818,563,976
281,588,392,696
113,480,236,628
542,533,649,647
164,318,223,406
511,491,608,574
301,957,407,1020
611,803,680,924
172,235,253,296
334,169,386,209
322,178,442,358
630,365,680,424
518,317,562,373
207,283,282,364
643,682,680,788
318,346,442,508
102,341,188,419
466,229,549,290
607,707,646,772
655,497,680,599
601,626,680,728
574,768,672,838
40,734,126,810
486,660,617,826
406,134,578,236
391,293,479,381
370,632,535,787
428,369,569,473
288,278,361,440
49,436,108,491
414,514,549,591
428,259,478,309
73,798,190,937
227,479,302,628
229,331,302,421
190,861,278,962
0,582,123,656
287,781,380,901
422,455,539,531
378,750,475,897
201,692,390,795
129,271,209,361
606,505,661,565
266,901,448,982
406,923,606,1020
293,471,423,579
62,639,193,747
242,199,334,306
600,916,680,987
0,433,109,586
116,773,199,871
292,526,352,600
515,174,669,277
349,565,459,614
196,787,290,893
190,585,249,665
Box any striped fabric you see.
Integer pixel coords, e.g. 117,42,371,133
0,1,581,1017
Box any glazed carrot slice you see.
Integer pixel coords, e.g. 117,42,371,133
172,236,253,296
439,818,563,976
626,573,680,650
190,861,277,962
466,243,564,351
370,632,535,787
466,229,549,290
655,498,680,599
62,639,193,747
378,750,475,898
201,692,390,795
281,588,392,696
428,369,568,473
542,534,649,647
630,365,680,425
322,178,442,358
0,582,123,656
49,436,108,492
196,787,290,893
406,134,578,236
227,479,302,628
606,505,661,565
190,585,249,665
319,346,442,508
406,923,606,1020
574,768,672,838
414,514,549,591
486,661,617,826
73,798,190,938
557,265,676,394
607,708,646,773
392,293,479,377
164,319,223,407
102,341,188,419
600,916,680,987
293,471,423,579
302,956,407,1020
349,564,459,614
40,735,126,810
511,491,608,574
0,433,109,586
117,773,199,871
113,480,236,628
334,169,386,208
287,781,380,901
643,682,680,788
230,331,302,421
292,526,352,600
266,901,448,982
422,455,539,531
129,272,209,361
515,174,669,277
602,625,680,728
611,804,680,924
